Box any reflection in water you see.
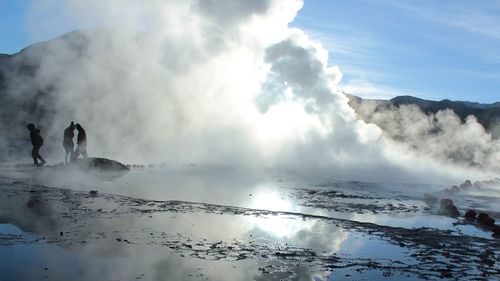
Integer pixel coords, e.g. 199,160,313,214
250,186,293,212
0,166,499,280
248,187,308,238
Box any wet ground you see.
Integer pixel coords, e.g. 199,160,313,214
0,163,499,280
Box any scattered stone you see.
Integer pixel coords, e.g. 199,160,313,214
477,213,495,227
479,250,495,267
492,226,500,235
89,190,98,196
438,268,452,278
464,210,477,221
440,199,459,217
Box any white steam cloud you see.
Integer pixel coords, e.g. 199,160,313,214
351,100,500,171
2,0,498,182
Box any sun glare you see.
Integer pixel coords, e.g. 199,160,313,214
248,188,313,238
251,188,292,212
254,100,325,147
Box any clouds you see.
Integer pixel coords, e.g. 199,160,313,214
391,0,500,40
194,0,271,26
292,0,500,103
257,33,342,113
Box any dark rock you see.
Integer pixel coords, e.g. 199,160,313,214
438,268,452,278
89,190,98,196
72,157,129,171
464,210,477,221
26,197,39,208
440,198,460,217
492,225,500,235
479,250,495,267
477,213,495,227
451,185,460,192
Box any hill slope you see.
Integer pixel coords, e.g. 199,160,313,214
347,94,500,136
0,31,94,158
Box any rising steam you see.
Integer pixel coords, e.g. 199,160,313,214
1,0,498,182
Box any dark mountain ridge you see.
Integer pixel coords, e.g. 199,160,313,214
1,30,500,161
347,94,500,134
0,31,93,158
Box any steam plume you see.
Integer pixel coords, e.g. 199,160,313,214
1,0,497,183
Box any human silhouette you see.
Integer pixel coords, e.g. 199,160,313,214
26,123,46,166
63,121,76,165
72,123,88,160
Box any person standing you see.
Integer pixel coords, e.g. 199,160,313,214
26,123,46,166
72,123,88,160
63,121,76,165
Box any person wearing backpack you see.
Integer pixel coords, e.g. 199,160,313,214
26,123,46,166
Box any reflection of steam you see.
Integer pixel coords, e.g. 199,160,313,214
0,182,131,258
2,179,498,280
250,188,292,212
247,187,348,248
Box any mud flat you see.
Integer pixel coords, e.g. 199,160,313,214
0,166,499,280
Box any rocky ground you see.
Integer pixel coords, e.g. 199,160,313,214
0,170,499,280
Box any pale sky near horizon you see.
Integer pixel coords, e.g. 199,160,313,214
1,0,499,103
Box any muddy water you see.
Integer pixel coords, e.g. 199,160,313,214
0,164,499,280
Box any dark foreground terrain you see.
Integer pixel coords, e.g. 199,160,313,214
0,164,499,280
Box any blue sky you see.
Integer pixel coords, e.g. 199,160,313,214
1,0,499,103
292,0,500,103
0,0,30,54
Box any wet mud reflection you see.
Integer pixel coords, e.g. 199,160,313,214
0,173,499,280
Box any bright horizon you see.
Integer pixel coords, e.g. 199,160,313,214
1,0,499,103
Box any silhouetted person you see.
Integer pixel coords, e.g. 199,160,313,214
26,123,46,166
63,121,76,165
72,123,88,160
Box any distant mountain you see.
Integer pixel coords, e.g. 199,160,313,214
0,31,92,158
347,94,500,135
1,30,500,161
